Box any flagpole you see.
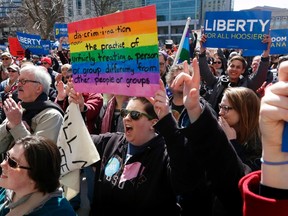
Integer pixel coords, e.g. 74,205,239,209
172,17,191,66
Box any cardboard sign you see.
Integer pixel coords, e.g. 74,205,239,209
204,11,271,50
8,37,25,57
68,5,160,97
243,29,288,56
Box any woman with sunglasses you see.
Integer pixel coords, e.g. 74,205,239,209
86,96,182,215
0,135,75,215
212,54,226,76
0,52,13,83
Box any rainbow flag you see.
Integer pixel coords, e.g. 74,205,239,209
178,30,191,64
67,5,160,97
173,17,191,66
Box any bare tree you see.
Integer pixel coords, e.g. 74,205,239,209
91,0,121,16
5,0,139,41
10,0,65,40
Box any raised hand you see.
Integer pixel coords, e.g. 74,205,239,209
259,59,288,189
147,79,170,120
68,87,85,112
262,33,272,57
171,59,202,123
3,97,23,129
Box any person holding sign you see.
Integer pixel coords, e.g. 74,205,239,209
85,96,182,215
55,77,103,210
198,34,271,114
57,37,70,65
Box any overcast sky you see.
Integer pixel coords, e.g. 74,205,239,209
233,0,288,11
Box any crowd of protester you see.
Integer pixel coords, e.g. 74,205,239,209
0,28,287,216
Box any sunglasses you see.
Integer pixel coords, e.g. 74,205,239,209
4,152,31,170
120,109,154,120
8,69,17,73
213,61,222,64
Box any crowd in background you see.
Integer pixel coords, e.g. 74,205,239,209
0,30,287,216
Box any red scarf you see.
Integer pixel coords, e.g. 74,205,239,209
100,96,116,133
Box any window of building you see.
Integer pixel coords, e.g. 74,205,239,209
77,0,82,15
68,1,73,17
85,0,91,15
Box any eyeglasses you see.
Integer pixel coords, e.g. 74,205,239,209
159,62,165,66
4,152,31,170
120,109,154,120
1,58,9,61
8,69,17,73
213,61,222,64
18,79,40,85
218,104,233,113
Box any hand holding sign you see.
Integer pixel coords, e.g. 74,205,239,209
261,33,272,57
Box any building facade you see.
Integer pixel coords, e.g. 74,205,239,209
249,6,288,30
0,0,22,44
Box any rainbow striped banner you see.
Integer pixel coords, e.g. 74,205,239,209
67,5,160,97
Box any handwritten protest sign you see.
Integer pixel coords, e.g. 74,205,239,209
242,29,288,56
68,5,160,97
58,103,100,200
57,103,100,177
203,11,271,50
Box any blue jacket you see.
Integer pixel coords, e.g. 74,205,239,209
0,188,76,215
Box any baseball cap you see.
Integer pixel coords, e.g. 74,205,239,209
1,52,12,58
41,57,52,66
8,64,20,73
32,55,40,59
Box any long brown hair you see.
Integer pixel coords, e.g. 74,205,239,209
224,87,260,145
